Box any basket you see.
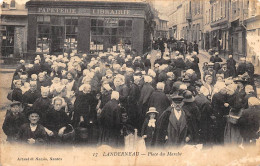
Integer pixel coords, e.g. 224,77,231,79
76,127,88,139
62,124,75,142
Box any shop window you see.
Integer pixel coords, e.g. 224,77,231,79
64,17,78,53
36,16,51,53
36,16,78,54
1,26,14,57
90,18,132,52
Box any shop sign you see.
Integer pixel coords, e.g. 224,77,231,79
35,7,143,17
92,9,130,15
104,18,118,26
37,7,131,15
37,7,77,14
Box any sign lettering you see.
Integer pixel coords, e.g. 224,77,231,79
92,9,130,15
38,8,77,14
36,8,134,16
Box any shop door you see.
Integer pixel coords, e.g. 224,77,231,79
51,26,64,54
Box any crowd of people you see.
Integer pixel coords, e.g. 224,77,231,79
2,43,260,148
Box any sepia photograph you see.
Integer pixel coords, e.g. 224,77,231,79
0,0,260,165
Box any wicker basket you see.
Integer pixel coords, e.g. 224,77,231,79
62,124,75,142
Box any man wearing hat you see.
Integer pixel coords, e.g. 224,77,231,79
2,102,27,142
217,62,232,78
153,95,188,147
237,57,247,76
182,91,200,144
227,55,237,77
16,110,48,144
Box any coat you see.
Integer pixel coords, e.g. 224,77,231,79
22,89,41,114
141,117,156,146
16,123,48,144
32,97,51,123
138,83,155,113
211,92,229,143
148,90,171,116
194,94,213,144
217,69,232,78
101,90,112,109
127,83,140,126
44,107,70,133
182,102,201,143
237,63,247,76
152,106,188,147
227,58,237,77
238,106,260,141
74,92,98,126
2,111,27,142
99,99,123,147
12,88,23,102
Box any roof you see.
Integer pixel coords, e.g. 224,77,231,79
26,0,150,9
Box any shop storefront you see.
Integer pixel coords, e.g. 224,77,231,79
0,4,27,62
26,1,153,58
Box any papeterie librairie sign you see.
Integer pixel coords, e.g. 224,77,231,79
36,7,133,16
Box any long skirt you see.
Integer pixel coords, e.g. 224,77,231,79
224,122,243,145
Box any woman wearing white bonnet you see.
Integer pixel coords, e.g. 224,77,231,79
237,97,260,144
200,75,214,100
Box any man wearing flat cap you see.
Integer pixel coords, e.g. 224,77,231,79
2,102,27,142
152,95,188,147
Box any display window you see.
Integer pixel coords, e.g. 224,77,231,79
1,26,15,57
36,16,78,54
90,18,132,52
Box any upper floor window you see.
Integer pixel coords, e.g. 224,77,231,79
9,0,16,9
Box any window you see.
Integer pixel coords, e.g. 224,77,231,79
36,16,51,53
90,18,132,52
36,16,78,54
9,0,16,9
64,17,78,53
1,26,14,57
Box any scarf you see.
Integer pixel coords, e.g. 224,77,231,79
148,119,156,127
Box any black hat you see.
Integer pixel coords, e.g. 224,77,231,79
10,101,21,107
233,77,248,83
169,95,184,103
26,110,41,118
183,91,195,102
